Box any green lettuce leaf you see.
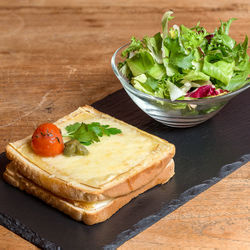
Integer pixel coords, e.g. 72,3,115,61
164,36,186,55
148,63,166,79
163,58,178,76
218,18,237,35
126,50,155,76
161,11,174,38
180,24,207,50
169,51,194,70
143,32,163,64
164,36,194,70
118,62,132,79
226,62,250,91
202,56,235,85
131,74,152,94
182,70,210,82
131,74,164,98
122,37,143,58
234,36,249,71
165,80,186,101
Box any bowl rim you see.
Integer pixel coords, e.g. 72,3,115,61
111,44,250,104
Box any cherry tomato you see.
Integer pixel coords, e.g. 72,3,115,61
31,123,64,157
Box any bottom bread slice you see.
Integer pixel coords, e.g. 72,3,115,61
4,159,174,225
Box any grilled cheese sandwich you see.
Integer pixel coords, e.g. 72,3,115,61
4,106,175,224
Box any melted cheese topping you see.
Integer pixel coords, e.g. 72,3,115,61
16,112,160,188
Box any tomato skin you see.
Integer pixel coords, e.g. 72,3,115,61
31,123,64,157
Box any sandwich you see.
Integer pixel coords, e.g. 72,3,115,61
4,106,175,225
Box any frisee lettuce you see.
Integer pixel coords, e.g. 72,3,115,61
119,11,249,100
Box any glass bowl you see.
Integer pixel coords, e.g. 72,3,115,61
111,44,250,128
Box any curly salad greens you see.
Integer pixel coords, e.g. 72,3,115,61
118,11,250,101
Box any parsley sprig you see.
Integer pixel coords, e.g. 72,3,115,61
64,122,122,146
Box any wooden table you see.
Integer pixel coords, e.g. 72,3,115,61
0,0,249,249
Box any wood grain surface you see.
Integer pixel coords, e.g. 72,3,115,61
0,0,249,249
0,226,37,250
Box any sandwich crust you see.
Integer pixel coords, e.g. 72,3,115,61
5,105,175,202
4,160,174,225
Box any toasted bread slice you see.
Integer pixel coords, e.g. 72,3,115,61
6,106,175,201
4,160,174,225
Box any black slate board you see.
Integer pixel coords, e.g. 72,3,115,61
0,88,250,250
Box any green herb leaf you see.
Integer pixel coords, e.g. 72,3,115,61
64,122,122,146
65,122,81,135
106,127,122,135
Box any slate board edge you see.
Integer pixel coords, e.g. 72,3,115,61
0,212,61,250
0,153,249,250
105,153,250,249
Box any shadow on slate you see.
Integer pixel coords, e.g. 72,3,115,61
0,88,249,250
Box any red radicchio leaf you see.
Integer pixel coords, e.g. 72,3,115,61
186,85,228,98
198,47,205,57
205,34,214,44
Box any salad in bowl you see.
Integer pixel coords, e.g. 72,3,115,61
118,11,249,102
112,11,250,127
